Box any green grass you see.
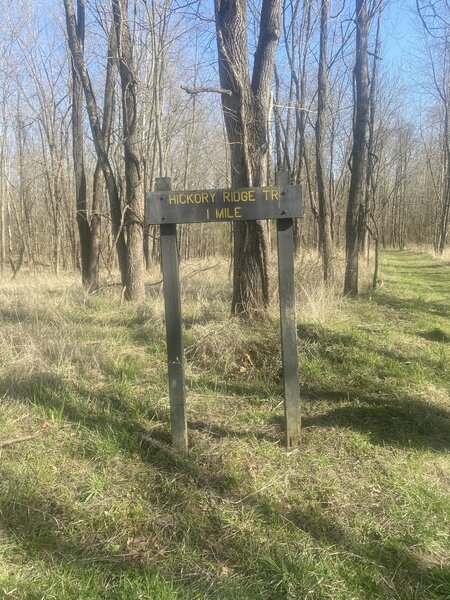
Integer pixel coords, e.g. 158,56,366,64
0,250,449,599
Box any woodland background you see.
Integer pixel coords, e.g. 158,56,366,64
0,0,448,302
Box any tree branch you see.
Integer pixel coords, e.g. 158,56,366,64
181,85,232,96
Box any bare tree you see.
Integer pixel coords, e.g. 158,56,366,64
63,0,128,288
214,0,281,316
416,0,450,255
112,0,145,301
315,0,334,283
344,0,370,296
70,0,90,286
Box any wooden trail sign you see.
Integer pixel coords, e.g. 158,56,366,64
146,184,303,225
146,174,303,449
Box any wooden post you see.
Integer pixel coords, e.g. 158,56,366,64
276,171,301,448
157,177,188,449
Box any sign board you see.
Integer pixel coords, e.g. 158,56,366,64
145,185,303,225
147,175,302,450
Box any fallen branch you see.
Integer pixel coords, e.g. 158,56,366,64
136,431,213,489
0,432,42,449
137,433,183,462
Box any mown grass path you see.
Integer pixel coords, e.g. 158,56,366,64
0,251,449,599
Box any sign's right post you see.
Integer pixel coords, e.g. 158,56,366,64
276,171,301,448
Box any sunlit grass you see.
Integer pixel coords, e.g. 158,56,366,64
0,250,449,599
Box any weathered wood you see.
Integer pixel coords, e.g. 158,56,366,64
146,185,303,225
157,177,188,449
153,172,302,449
276,171,301,448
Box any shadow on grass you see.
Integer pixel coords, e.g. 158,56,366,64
417,328,450,343
278,498,450,598
297,322,359,346
293,317,450,452
301,391,450,452
3,458,442,600
371,292,449,319
191,370,450,453
1,372,448,598
0,467,200,599
0,372,238,494
372,254,450,320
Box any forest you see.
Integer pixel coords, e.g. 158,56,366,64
0,0,448,306
1,1,450,599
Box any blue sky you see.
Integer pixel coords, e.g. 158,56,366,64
383,0,418,66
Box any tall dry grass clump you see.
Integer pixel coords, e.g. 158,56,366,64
178,248,375,383
0,274,85,381
0,268,163,393
293,247,374,323
0,249,374,400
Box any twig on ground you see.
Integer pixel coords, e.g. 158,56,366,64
136,431,214,489
11,500,60,526
0,432,42,449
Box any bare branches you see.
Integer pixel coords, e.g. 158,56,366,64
181,84,232,96
416,0,450,38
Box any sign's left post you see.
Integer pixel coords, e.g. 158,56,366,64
157,177,188,449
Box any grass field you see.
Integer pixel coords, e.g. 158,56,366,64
0,250,449,599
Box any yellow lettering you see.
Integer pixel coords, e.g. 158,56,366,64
206,208,210,219
169,194,177,204
235,206,242,219
215,208,225,219
210,192,216,203
223,192,230,202
271,188,279,200
202,192,208,203
194,193,201,203
263,189,270,200
248,190,255,201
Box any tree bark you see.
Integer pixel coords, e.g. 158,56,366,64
316,0,334,284
63,0,128,288
344,0,370,296
215,0,281,316
438,105,450,253
112,0,145,302
70,0,91,286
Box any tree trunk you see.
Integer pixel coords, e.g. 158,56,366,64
315,0,334,284
344,0,370,296
112,0,145,302
361,7,381,257
63,0,128,288
215,0,281,316
438,107,450,253
71,0,91,286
